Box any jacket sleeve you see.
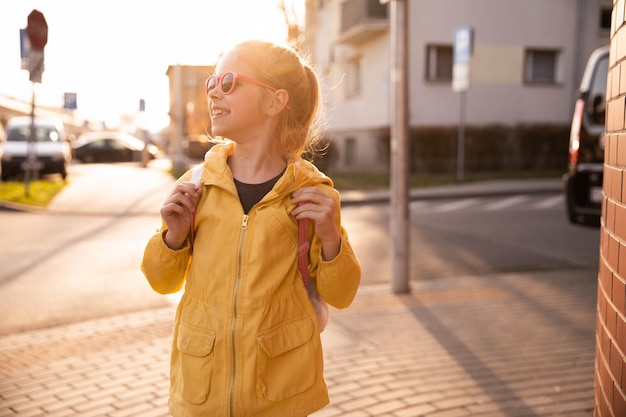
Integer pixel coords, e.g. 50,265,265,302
311,186,361,309
140,170,194,295
141,229,191,294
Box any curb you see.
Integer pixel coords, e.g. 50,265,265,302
340,178,564,206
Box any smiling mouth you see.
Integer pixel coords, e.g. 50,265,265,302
211,108,228,117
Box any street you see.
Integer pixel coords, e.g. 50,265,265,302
0,163,600,417
0,163,599,335
343,193,599,285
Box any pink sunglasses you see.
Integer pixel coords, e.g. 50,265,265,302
205,72,278,95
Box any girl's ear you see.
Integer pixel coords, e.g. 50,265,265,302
266,89,290,116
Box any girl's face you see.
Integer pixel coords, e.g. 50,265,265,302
208,50,272,143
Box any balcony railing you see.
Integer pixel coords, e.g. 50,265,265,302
339,0,389,44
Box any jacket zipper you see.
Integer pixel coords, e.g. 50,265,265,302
229,213,249,417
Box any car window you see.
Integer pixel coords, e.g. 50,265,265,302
7,126,60,142
109,140,129,150
586,54,609,126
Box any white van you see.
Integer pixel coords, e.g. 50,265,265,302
1,117,72,181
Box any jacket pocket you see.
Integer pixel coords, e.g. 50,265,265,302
256,315,315,402
176,323,216,404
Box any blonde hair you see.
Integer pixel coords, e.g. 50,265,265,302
231,40,325,159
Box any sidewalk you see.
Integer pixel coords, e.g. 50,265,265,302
0,165,594,416
0,270,596,417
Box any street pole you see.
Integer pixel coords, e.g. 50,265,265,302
457,90,466,182
24,83,36,197
174,64,186,173
390,0,410,294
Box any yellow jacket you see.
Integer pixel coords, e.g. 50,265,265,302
141,144,361,417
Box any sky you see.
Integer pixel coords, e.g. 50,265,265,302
0,1,303,132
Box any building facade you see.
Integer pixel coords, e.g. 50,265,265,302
165,65,214,164
304,0,611,173
596,1,626,415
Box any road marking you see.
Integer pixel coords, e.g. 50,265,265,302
533,195,563,209
484,195,529,211
409,201,431,210
433,198,480,213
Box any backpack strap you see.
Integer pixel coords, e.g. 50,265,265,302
298,202,311,287
188,164,204,254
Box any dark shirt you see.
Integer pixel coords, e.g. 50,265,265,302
234,170,285,214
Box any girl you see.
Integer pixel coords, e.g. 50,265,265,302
141,40,361,417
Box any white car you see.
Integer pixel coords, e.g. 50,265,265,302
1,117,72,181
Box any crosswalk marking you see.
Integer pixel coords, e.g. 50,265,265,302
533,195,563,209
406,194,564,214
485,195,529,211
433,198,481,213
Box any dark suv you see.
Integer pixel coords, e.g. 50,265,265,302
564,45,609,227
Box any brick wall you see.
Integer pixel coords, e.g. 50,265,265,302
596,1,626,415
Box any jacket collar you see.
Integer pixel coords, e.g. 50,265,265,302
200,143,333,199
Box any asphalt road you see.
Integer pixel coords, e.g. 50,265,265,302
0,161,600,336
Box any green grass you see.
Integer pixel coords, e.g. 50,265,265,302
0,179,66,208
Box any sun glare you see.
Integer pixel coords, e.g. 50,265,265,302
0,0,304,131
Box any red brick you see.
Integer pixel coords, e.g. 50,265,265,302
604,321,613,359
600,291,608,324
613,384,626,417
614,65,622,104
605,166,614,198
600,258,614,298
614,274,626,315
599,349,614,405
609,234,620,271
615,203,626,238
608,302,619,340
607,199,617,232
618,134,626,167
610,340,624,386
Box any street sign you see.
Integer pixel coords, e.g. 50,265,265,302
24,10,47,83
452,27,474,93
26,10,48,51
64,92,77,110
20,29,30,70
454,27,473,65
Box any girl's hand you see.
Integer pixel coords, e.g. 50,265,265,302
291,187,341,261
160,182,201,250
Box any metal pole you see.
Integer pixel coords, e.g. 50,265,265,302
24,82,36,197
174,64,186,173
457,91,466,182
390,0,410,294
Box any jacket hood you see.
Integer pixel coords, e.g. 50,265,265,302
200,143,333,196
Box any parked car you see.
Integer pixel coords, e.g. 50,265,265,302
72,131,158,164
564,45,609,227
0,116,71,181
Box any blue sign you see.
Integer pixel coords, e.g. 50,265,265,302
64,92,77,110
454,27,474,64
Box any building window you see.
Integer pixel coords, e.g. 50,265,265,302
345,137,356,166
425,44,453,82
345,57,362,97
524,49,560,84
